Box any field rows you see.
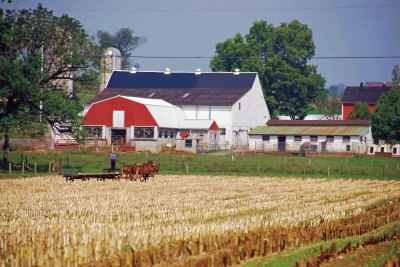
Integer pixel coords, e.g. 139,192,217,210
1,175,400,266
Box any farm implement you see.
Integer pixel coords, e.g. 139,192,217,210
59,168,121,182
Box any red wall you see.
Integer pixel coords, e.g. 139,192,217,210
84,96,158,127
342,103,376,120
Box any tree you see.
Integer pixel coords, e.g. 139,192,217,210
392,65,400,86
315,97,341,120
372,87,400,143
210,20,326,119
97,28,146,69
347,102,372,120
0,5,100,164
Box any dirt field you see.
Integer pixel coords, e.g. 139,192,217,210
1,175,400,266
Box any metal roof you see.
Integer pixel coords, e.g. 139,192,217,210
249,126,370,136
86,71,257,106
266,119,371,126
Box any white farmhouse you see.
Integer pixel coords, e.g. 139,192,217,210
86,70,270,146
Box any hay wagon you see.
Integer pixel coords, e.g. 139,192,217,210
59,168,121,182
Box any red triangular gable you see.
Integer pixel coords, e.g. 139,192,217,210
208,121,220,131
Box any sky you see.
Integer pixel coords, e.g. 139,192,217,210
2,0,400,87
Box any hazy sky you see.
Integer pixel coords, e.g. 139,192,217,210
3,0,400,87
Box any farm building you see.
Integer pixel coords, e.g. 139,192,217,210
83,95,220,153
341,83,392,120
86,69,270,147
248,119,372,154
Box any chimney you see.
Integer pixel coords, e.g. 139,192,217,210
195,68,202,75
164,67,171,75
360,82,363,87
130,66,137,74
233,68,240,75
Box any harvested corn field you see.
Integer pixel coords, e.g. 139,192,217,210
1,175,400,266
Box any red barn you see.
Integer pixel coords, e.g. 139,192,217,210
83,95,219,152
341,85,392,120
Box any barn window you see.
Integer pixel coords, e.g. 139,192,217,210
164,131,168,138
185,139,192,148
310,136,318,142
169,131,174,138
346,145,351,152
262,135,270,141
159,130,163,138
294,136,302,142
327,136,334,142
220,128,226,136
133,127,154,139
342,136,350,143
84,126,102,138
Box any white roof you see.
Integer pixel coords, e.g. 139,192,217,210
121,96,175,107
179,119,214,130
147,105,187,128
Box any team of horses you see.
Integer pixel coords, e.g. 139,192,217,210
122,160,160,182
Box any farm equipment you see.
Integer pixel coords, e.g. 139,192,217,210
59,168,121,182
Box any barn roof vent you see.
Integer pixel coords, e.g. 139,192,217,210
234,68,240,75
148,92,156,98
195,68,202,75
164,67,171,75
182,93,190,98
130,66,137,74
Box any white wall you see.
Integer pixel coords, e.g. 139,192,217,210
231,75,270,145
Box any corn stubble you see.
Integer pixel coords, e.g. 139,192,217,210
1,175,400,266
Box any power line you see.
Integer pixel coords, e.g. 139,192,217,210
43,4,400,14
1,51,399,60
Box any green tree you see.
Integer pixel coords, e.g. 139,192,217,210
392,64,400,86
0,5,100,164
210,20,326,119
315,96,341,120
372,87,400,143
347,102,372,120
97,28,146,69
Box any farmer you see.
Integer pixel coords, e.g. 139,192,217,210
110,152,117,171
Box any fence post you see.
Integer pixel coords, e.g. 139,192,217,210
48,162,51,173
9,163,11,175
328,166,330,176
34,162,37,174
22,162,24,175
186,164,189,174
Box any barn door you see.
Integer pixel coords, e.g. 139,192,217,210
113,110,124,128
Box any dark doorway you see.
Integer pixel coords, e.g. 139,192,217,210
278,136,286,151
111,129,126,145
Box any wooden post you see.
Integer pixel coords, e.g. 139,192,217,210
48,162,51,173
9,163,11,175
397,163,399,169
231,154,234,162
34,162,37,174
22,161,24,175
328,166,330,176
186,164,189,174
308,159,311,166
303,166,305,175
257,166,260,176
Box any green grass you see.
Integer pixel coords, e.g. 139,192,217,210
1,150,399,179
75,88,98,104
